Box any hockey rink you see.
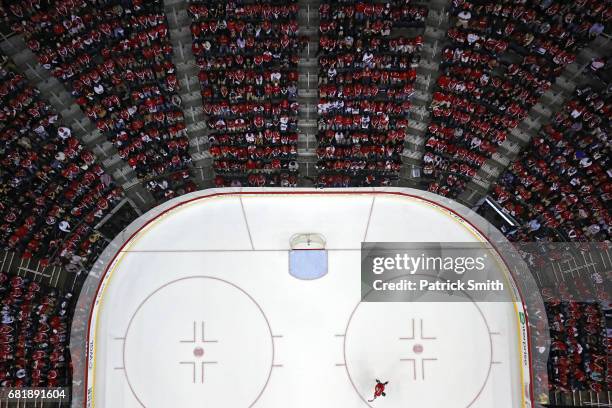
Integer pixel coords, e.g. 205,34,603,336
82,189,532,408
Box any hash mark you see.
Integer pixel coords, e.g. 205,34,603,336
422,358,437,380
399,319,416,340
202,322,218,343
400,358,417,380
201,361,218,383
179,361,196,383
180,322,196,343
421,320,436,340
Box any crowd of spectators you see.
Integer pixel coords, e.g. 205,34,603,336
500,244,611,397
188,0,306,187
3,0,193,201
543,296,608,393
0,60,122,267
0,0,610,400
316,0,426,187
423,0,609,198
492,87,610,242
0,273,72,387
425,2,611,395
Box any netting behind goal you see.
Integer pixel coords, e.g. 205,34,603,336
289,233,327,250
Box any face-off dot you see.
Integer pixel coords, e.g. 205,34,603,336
193,347,204,358
412,344,424,354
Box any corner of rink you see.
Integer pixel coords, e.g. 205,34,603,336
69,188,535,408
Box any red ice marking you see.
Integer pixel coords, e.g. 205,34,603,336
412,344,424,354
193,347,204,358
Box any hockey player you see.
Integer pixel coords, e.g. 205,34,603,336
368,379,388,402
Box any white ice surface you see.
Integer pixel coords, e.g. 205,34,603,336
91,192,524,408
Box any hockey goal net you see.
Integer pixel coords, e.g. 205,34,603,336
289,233,327,250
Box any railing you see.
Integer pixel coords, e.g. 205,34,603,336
0,249,70,290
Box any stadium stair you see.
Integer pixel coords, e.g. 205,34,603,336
297,0,320,184
399,0,452,191
165,0,214,188
459,36,612,206
0,35,157,212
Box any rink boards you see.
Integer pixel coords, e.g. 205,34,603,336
81,189,533,408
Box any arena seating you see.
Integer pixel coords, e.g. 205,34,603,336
0,61,122,267
0,0,609,401
5,0,193,201
316,0,427,187
188,0,305,188
492,88,610,242
423,0,609,198
520,241,612,396
0,273,72,387
544,298,608,393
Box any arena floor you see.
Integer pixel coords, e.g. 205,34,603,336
83,189,530,408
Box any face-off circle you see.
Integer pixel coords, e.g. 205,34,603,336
343,285,493,408
122,276,274,408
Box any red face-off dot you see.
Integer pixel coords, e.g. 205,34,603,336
413,344,424,354
193,347,205,358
